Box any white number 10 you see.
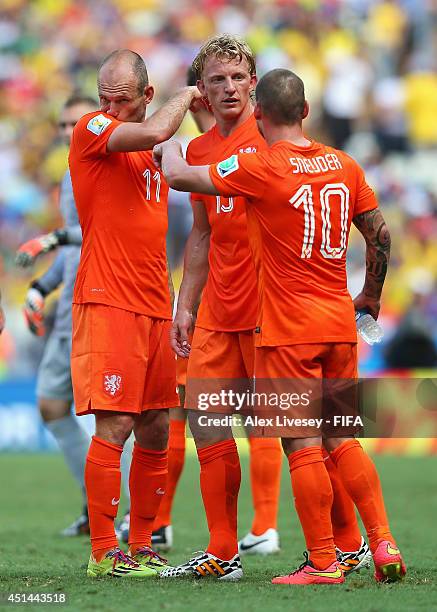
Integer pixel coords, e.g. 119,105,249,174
289,183,349,259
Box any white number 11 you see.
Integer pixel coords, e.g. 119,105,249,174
143,169,161,202
289,182,349,259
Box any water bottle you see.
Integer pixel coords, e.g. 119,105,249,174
355,310,384,345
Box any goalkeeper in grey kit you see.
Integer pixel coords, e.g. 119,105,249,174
16,95,96,536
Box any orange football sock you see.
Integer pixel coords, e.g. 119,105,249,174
85,435,122,560
197,439,241,560
288,446,336,569
128,443,168,553
154,419,186,530
248,437,282,535
323,448,361,551
330,439,393,553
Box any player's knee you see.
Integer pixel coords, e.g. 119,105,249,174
188,411,232,448
134,409,169,450
95,412,135,446
38,397,71,422
281,436,322,456
323,436,354,453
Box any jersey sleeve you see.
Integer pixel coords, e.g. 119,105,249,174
209,152,268,200
70,112,121,161
353,163,378,216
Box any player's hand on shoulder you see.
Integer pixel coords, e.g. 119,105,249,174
16,231,64,267
353,291,380,321
23,285,46,336
171,309,193,358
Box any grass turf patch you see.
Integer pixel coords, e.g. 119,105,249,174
1,450,436,611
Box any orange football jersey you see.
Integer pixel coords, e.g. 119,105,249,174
210,139,378,346
186,113,267,332
69,111,171,319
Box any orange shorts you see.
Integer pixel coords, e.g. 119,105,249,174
71,304,178,416
185,327,254,413
254,343,359,438
255,343,357,379
176,332,193,387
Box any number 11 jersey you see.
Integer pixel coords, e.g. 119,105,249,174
69,111,171,319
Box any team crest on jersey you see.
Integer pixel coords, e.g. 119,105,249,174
103,372,122,398
217,155,239,177
87,114,112,136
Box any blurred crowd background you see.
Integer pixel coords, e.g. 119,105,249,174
0,0,436,380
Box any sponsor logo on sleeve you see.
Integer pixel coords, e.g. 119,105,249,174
217,155,239,178
87,114,112,136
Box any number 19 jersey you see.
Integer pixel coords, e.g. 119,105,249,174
209,139,378,346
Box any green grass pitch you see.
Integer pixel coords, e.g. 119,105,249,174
1,446,436,611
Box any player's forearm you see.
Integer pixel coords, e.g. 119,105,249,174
37,250,66,295
110,88,198,153
162,149,218,194
177,228,210,314
43,225,82,247
63,225,82,246
353,208,391,300
146,87,198,145
161,150,191,191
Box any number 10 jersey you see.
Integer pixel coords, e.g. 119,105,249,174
209,139,378,346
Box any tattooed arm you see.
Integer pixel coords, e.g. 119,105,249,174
352,208,391,320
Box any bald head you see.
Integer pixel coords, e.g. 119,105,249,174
97,49,153,123
256,69,306,126
99,49,148,95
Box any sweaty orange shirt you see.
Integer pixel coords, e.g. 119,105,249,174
186,113,267,332
210,140,378,346
69,111,171,319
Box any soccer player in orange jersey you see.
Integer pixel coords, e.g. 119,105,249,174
157,36,369,580
156,39,284,562
68,49,201,578
155,68,406,585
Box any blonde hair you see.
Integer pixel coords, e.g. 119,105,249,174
192,34,256,80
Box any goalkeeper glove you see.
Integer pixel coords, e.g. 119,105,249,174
23,282,47,336
16,229,68,268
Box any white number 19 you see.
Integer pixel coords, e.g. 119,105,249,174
290,183,349,259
